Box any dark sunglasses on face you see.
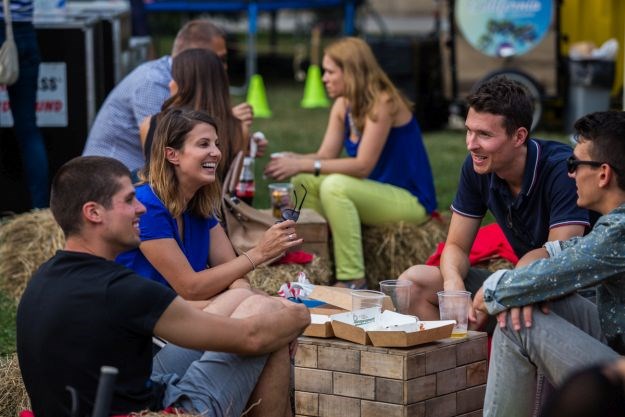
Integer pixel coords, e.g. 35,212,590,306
281,185,307,222
567,156,604,174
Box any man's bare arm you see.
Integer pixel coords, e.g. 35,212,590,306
154,297,310,355
440,213,482,290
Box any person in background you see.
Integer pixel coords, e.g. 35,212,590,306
139,48,246,183
473,110,625,417
117,108,301,306
17,155,309,417
82,19,254,172
264,37,437,289
398,76,590,332
1,0,48,208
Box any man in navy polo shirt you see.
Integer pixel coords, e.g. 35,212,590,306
399,76,590,331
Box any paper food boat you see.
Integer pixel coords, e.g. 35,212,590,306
330,310,455,347
302,305,345,338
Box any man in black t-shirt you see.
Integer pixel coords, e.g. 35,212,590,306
17,156,310,417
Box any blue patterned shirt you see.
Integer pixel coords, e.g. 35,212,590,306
82,56,171,171
483,203,625,343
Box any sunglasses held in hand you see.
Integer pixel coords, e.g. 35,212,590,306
281,185,307,222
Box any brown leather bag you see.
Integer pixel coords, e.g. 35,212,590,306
220,152,276,255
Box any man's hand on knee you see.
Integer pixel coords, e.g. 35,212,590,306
497,303,551,331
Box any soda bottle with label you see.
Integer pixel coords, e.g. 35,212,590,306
235,156,255,205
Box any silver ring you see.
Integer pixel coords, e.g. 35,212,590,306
288,233,296,241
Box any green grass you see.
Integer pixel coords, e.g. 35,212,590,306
242,81,570,213
237,80,470,211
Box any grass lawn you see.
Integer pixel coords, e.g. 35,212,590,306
0,80,570,356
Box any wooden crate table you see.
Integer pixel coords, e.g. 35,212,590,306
294,332,488,417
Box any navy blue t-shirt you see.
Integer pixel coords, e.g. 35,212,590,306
451,139,590,257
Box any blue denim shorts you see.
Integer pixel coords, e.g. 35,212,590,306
151,343,268,417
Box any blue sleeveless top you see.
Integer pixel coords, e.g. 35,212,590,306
344,114,437,214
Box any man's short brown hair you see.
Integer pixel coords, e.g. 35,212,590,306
50,156,131,237
172,19,226,56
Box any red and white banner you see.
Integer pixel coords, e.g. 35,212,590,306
0,62,68,127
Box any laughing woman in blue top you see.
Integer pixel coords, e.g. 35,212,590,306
264,37,437,289
117,108,300,309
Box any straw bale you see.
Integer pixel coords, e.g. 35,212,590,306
362,217,449,289
248,255,332,295
0,209,65,301
0,354,30,417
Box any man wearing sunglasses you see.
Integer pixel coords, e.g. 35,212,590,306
400,76,590,331
473,110,625,417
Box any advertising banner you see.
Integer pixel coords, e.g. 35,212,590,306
0,62,68,127
456,0,553,57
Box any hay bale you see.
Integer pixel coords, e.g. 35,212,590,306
362,217,449,289
248,255,332,295
0,353,30,417
0,209,65,301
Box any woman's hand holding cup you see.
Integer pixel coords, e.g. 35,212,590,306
247,220,302,264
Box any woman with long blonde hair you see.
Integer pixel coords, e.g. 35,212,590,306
265,37,437,289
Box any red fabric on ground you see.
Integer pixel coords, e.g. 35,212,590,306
272,250,314,265
425,223,519,267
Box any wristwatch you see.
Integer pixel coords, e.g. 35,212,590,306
313,160,321,176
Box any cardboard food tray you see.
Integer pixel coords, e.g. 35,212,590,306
308,285,395,311
330,311,455,347
302,305,345,338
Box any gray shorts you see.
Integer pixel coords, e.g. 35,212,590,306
151,343,268,417
464,267,497,334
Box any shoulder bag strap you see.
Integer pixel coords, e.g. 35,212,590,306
3,0,14,42
222,151,244,197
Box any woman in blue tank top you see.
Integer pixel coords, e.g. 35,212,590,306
264,37,437,289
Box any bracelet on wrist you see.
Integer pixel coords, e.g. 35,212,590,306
242,251,256,270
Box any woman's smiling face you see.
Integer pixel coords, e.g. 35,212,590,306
170,122,221,190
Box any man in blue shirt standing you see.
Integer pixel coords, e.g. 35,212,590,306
399,76,590,329
82,19,253,172
474,110,625,417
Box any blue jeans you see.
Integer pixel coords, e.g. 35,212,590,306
1,22,49,208
151,343,268,417
484,294,620,417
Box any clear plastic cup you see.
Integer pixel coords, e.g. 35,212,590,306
268,183,293,218
437,290,471,338
379,280,413,314
351,290,385,327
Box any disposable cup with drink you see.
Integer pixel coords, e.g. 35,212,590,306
268,183,294,218
437,290,471,338
379,280,412,314
351,290,385,327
